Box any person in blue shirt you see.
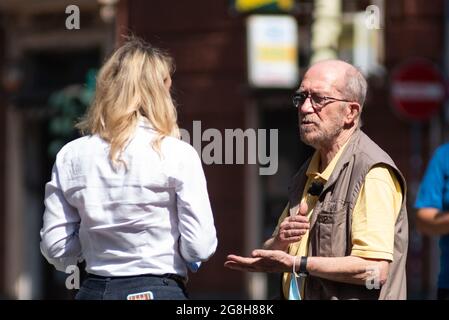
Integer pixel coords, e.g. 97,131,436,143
415,143,449,300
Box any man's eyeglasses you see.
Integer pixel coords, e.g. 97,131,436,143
292,91,352,111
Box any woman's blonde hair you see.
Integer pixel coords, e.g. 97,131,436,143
76,36,180,168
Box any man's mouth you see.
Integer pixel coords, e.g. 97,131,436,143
301,120,316,125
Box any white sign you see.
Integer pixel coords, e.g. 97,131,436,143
247,15,299,88
392,82,445,102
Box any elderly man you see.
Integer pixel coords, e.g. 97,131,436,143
225,60,408,300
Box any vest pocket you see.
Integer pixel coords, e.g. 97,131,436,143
315,201,349,257
316,213,333,256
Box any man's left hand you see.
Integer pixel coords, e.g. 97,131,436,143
224,249,293,273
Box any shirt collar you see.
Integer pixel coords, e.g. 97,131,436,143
138,116,155,130
306,138,351,182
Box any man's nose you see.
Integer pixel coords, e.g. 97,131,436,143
299,96,314,114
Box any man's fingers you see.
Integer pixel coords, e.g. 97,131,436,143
279,229,307,239
277,218,310,243
288,215,309,224
225,254,240,262
251,249,271,258
288,229,307,236
282,222,310,230
279,234,302,242
226,254,256,264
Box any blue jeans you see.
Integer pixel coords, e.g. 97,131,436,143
75,274,188,300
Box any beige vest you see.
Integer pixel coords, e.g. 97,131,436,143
287,129,408,299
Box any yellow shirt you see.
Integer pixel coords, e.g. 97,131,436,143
276,141,403,299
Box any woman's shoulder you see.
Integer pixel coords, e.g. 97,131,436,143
56,135,105,160
161,136,200,160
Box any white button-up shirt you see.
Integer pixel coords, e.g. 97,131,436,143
40,119,217,278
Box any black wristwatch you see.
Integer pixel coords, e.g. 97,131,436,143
299,256,309,277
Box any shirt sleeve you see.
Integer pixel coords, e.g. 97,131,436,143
415,146,447,210
175,145,217,263
350,165,403,261
40,151,83,272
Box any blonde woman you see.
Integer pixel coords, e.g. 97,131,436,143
40,38,217,300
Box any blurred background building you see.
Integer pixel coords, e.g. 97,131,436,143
0,0,447,299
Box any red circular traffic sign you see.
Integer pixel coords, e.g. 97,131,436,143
391,59,446,121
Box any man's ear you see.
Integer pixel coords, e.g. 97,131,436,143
345,102,360,126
